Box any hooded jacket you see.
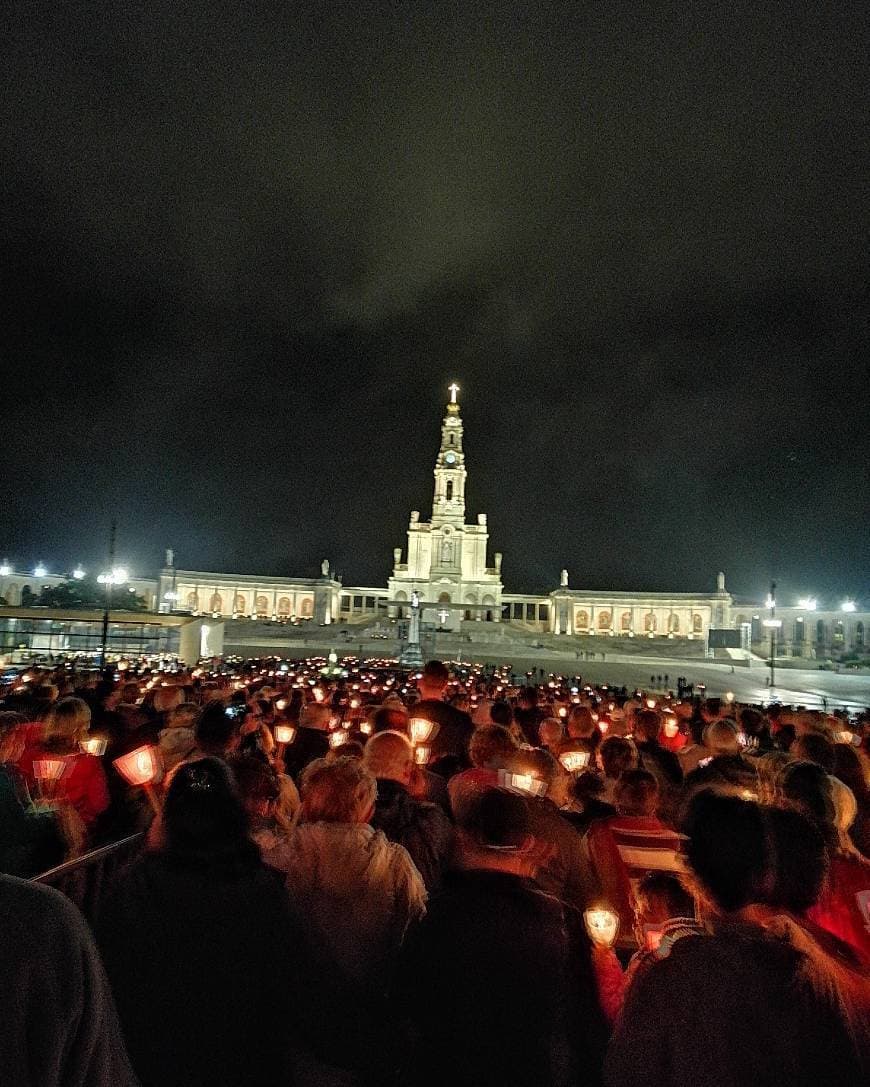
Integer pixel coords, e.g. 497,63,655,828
371,778,453,891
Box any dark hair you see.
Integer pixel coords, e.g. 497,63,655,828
422,660,449,684
489,700,513,727
372,706,407,734
518,686,538,707
635,709,662,742
570,770,606,803
779,761,836,841
832,743,869,803
507,747,559,788
162,758,257,869
792,732,836,774
195,700,238,754
600,736,635,778
459,787,531,848
635,871,695,920
684,791,768,912
762,805,827,914
774,723,796,752
0,710,26,738
226,753,280,805
469,725,516,768
616,769,658,815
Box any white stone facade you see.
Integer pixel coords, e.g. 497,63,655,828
387,391,503,629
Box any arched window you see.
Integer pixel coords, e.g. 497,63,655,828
816,620,826,644
794,619,805,642
833,621,845,645
256,595,269,615
669,614,680,633
598,611,611,630
856,622,865,648
278,596,291,616
233,594,246,614
621,611,632,631
575,609,589,630
300,597,314,617
187,592,199,611
446,480,454,500
438,592,451,604
644,613,657,632
209,593,223,613
693,614,703,633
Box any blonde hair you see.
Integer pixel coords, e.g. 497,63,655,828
300,757,376,824
43,697,91,747
362,730,413,779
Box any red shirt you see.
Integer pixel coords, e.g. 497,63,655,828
19,745,110,829
807,853,870,967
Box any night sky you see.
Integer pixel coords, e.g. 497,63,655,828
2,4,867,603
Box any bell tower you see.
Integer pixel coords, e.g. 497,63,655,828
432,381,466,526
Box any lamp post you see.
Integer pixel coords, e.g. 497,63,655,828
98,521,117,670
762,580,782,700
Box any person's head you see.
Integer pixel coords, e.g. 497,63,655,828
538,717,564,750
739,708,765,737
119,682,140,704
418,660,450,700
226,753,280,821
169,702,198,730
489,700,513,728
194,700,240,757
0,711,27,763
469,725,517,769
703,719,741,757
456,787,534,870
755,750,792,804
791,732,836,773
778,760,836,839
615,769,658,816
633,871,696,939
299,702,332,731
152,685,184,715
831,742,869,801
762,804,827,915
567,705,596,739
370,705,409,734
599,736,636,780
518,686,538,709
299,757,377,824
43,697,91,749
634,709,662,743
162,757,257,867
362,730,414,785
684,791,769,915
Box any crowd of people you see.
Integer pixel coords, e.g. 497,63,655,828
1,655,869,1086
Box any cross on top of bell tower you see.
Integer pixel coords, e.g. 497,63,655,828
447,381,460,414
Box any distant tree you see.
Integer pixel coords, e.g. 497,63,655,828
33,579,148,612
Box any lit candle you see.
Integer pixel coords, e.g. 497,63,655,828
329,730,347,749
559,750,590,772
413,744,431,765
80,736,108,757
274,725,296,745
113,745,158,787
584,907,620,947
409,718,437,744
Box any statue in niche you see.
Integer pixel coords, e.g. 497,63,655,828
441,538,453,564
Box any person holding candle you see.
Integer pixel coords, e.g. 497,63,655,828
18,696,109,837
397,787,607,1087
605,790,865,1087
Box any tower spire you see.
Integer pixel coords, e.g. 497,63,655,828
432,383,466,524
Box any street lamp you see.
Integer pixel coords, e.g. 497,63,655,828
797,598,817,611
72,566,86,580
34,563,47,577
841,601,857,613
762,581,782,699
0,561,10,577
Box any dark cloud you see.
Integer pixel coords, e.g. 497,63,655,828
1,2,867,604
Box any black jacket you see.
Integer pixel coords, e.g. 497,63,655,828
97,852,301,1087
371,778,453,890
396,868,607,1087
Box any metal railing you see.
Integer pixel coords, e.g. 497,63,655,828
33,833,145,925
